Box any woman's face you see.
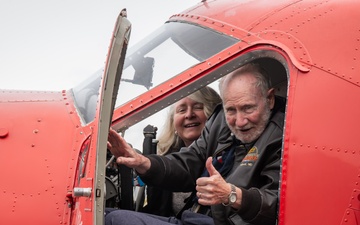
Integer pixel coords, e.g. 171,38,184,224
173,97,207,146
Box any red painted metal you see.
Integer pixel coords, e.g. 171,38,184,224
0,90,89,224
1,0,360,224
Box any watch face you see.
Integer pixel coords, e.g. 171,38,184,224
230,194,236,203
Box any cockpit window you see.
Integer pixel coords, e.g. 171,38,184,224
71,21,238,125
115,21,238,108
72,70,102,124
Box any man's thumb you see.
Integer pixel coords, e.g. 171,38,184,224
206,157,220,176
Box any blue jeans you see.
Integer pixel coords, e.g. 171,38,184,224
105,209,214,225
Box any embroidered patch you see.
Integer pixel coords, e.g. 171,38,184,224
240,146,258,166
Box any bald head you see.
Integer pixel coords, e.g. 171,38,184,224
219,63,272,100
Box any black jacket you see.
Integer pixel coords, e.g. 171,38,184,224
140,144,191,217
141,97,285,225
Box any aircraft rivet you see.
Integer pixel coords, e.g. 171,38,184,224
33,129,39,134
344,219,348,222
0,127,9,137
31,144,35,147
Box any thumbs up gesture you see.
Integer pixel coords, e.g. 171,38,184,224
195,157,231,206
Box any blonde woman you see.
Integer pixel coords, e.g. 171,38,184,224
142,86,221,217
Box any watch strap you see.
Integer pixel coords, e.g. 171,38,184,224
222,183,236,206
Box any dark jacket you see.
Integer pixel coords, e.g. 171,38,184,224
140,144,191,217
141,97,285,225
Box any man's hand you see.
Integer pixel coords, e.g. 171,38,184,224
108,129,151,174
195,157,230,206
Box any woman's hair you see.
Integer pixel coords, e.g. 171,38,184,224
157,86,221,155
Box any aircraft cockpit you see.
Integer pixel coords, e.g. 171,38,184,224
99,18,289,212
62,11,290,221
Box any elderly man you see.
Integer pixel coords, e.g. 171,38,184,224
106,63,285,225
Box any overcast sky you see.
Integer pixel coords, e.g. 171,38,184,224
0,1,198,150
0,0,196,91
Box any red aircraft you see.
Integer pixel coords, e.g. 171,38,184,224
0,0,359,224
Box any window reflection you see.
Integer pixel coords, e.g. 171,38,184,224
116,22,238,108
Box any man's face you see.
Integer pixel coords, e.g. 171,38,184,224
223,73,273,143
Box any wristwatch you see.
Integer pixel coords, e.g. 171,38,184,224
222,183,237,206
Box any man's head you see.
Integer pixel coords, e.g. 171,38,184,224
219,63,275,143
